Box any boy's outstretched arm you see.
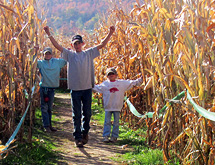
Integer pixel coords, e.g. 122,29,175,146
44,26,63,52
126,76,143,91
93,83,106,93
97,26,115,50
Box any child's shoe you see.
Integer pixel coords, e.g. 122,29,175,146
110,137,117,143
75,139,83,148
103,136,109,143
50,126,57,132
44,127,52,133
82,133,89,145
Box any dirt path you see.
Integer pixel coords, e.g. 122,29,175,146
49,93,126,165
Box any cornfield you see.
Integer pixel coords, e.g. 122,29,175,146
1,0,215,164
93,0,215,164
0,0,46,146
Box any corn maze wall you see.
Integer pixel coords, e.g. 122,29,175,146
93,0,215,164
0,0,47,144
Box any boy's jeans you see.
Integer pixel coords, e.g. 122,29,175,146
71,89,92,140
103,111,120,138
39,87,55,128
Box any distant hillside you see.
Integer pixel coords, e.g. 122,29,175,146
36,0,144,35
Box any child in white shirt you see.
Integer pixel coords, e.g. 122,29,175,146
93,68,143,143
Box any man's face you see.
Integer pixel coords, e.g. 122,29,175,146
44,51,52,60
72,41,83,52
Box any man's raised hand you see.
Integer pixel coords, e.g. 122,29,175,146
110,26,115,34
44,26,51,36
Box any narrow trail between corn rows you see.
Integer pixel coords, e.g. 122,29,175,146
50,93,127,165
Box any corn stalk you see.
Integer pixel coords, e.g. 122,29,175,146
0,0,43,145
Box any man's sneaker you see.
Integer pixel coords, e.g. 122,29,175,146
82,134,89,145
75,139,83,148
44,127,52,133
50,126,57,132
110,137,117,143
103,136,109,143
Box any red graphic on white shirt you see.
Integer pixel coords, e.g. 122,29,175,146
109,87,119,93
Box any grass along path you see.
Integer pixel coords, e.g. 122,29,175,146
50,93,129,165
2,92,164,164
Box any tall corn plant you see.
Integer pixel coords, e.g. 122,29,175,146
93,0,215,164
0,0,44,144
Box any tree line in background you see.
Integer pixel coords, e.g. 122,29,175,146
36,0,144,35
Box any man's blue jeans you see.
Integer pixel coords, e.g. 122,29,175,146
103,111,120,138
39,87,55,128
71,89,92,140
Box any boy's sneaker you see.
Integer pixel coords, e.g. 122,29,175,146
50,126,57,132
44,127,52,133
82,134,89,145
75,139,83,148
103,136,109,143
110,137,117,143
